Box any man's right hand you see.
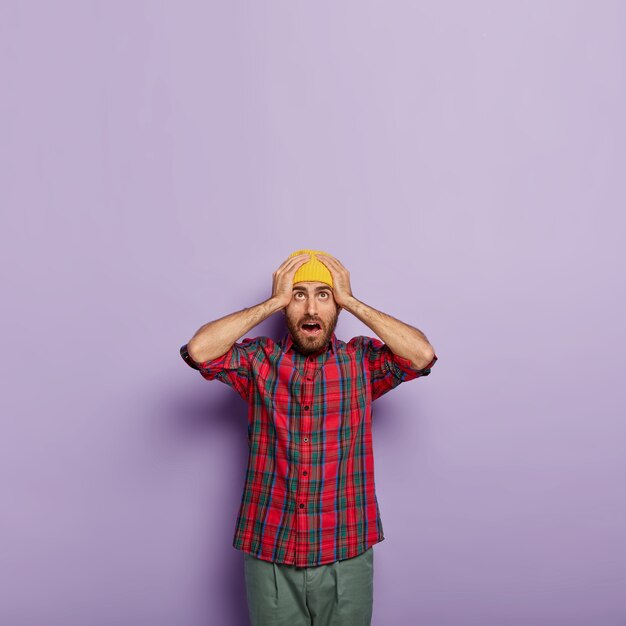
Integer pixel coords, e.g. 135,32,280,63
184,253,311,364
271,253,311,308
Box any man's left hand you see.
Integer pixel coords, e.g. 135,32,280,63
316,254,354,308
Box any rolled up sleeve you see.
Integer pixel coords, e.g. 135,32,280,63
351,335,438,401
179,338,261,402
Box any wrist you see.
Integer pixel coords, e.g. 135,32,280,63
267,296,288,312
340,295,359,312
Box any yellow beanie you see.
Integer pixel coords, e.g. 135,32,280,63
288,249,333,288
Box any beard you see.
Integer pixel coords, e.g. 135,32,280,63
286,307,339,355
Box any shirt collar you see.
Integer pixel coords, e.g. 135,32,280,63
281,331,337,356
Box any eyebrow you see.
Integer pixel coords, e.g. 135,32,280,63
292,286,331,292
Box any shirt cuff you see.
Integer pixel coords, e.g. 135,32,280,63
180,344,200,370
180,343,235,376
393,352,438,375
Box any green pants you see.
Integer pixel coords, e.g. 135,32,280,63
244,548,374,626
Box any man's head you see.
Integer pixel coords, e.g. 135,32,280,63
283,249,340,355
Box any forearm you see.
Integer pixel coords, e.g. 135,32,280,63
342,296,435,369
187,297,284,363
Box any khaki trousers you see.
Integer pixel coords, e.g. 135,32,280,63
243,547,374,626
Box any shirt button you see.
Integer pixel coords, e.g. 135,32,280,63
307,377,312,381
304,405,310,410
303,471,308,476
299,503,305,509
303,437,309,443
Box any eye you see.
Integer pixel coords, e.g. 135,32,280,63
319,292,329,298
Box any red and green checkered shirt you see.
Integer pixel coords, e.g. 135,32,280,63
180,332,437,567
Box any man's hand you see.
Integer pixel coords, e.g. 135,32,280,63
318,253,435,368
186,254,310,363
271,253,311,308
316,254,354,308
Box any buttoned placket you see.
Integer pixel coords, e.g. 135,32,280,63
295,354,317,566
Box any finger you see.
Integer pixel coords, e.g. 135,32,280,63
315,257,335,274
317,255,341,270
286,254,311,271
275,253,310,273
274,259,310,285
285,259,310,276
282,253,310,267
317,253,339,265
315,253,333,264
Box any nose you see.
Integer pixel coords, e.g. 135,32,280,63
306,297,318,315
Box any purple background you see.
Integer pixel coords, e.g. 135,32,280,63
2,1,625,625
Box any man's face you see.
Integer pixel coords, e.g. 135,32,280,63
284,281,340,355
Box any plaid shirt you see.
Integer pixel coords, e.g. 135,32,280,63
180,332,437,567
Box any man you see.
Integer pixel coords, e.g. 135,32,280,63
179,249,438,626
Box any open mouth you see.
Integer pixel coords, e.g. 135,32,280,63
301,322,322,336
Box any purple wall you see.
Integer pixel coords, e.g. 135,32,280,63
2,1,624,624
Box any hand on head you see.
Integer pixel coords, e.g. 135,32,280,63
314,253,353,308
273,250,351,310
272,253,310,308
